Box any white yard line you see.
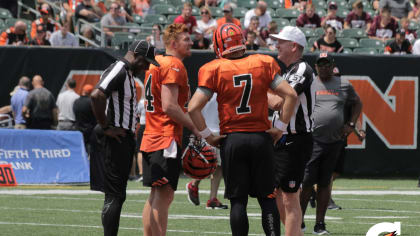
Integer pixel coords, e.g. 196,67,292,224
354,216,411,219
333,197,420,204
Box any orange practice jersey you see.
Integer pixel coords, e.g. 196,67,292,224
198,54,281,134
140,55,190,152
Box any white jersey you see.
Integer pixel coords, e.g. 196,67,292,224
202,94,220,133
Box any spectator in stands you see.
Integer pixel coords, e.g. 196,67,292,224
296,4,321,28
174,2,198,34
31,5,59,40
284,0,311,10
245,31,259,50
130,0,150,17
321,2,344,31
379,0,412,20
117,0,134,22
0,21,29,46
49,21,79,47
197,6,217,40
29,25,51,46
312,25,344,52
384,29,413,53
146,24,164,49
408,0,420,21
73,84,97,151
101,2,127,44
0,0,18,18
400,17,417,43
11,76,31,129
265,21,279,51
368,7,398,42
205,0,218,7
344,0,373,31
244,0,272,29
413,39,420,54
76,0,103,22
56,78,80,130
243,16,268,47
192,28,210,49
194,0,205,8
22,75,57,130
217,3,241,28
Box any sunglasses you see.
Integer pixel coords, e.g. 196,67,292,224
201,11,209,14
329,6,337,10
223,10,231,13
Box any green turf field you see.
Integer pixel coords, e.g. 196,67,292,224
0,177,419,235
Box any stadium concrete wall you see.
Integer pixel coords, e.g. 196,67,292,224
0,47,419,176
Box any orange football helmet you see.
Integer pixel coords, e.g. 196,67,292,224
213,23,246,58
182,137,217,180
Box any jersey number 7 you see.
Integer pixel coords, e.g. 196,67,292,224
233,74,253,114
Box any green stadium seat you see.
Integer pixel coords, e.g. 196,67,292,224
316,9,327,18
342,28,367,38
143,14,168,24
315,28,325,37
152,4,177,15
313,0,327,9
125,22,141,33
5,18,31,28
276,9,300,19
359,38,384,49
0,19,5,29
339,38,359,48
342,47,353,53
209,7,223,17
336,8,350,18
237,0,257,9
0,8,13,19
112,32,136,49
140,23,155,29
365,9,376,17
353,47,378,54
417,29,420,37
133,14,143,24
290,18,296,26
348,0,373,10
233,7,248,18
328,0,347,9
169,0,189,6
300,27,316,37
335,30,344,38
307,37,318,48
408,20,420,30
153,0,168,4
268,8,278,18
191,6,200,16
136,32,150,40
267,0,282,9
272,18,291,28
167,14,178,23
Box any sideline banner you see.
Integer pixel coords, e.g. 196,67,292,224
0,129,89,184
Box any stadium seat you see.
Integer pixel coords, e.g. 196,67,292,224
328,0,347,9
315,28,325,37
353,47,378,54
272,18,291,28
209,7,223,17
153,0,168,4
167,14,178,23
267,0,282,9
233,7,249,18
191,6,200,16
136,32,150,40
342,47,353,53
342,28,367,38
336,8,350,18
143,14,168,24
417,29,420,37
237,0,257,9
300,27,316,37
125,22,141,33
169,0,189,6
268,8,278,18
112,32,135,49
313,0,327,9
5,18,31,28
348,0,373,10
0,8,13,19
335,30,344,38
276,9,300,19
339,38,359,48
408,20,420,30
307,37,318,48
316,9,327,18
365,9,376,17
359,38,385,49
290,18,296,26
0,19,5,30
133,14,143,24
152,4,177,15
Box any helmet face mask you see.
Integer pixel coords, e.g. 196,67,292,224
182,136,218,179
213,23,246,58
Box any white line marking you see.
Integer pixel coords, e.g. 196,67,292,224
347,208,420,214
333,197,420,204
354,216,410,219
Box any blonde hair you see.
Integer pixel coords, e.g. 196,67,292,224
200,6,212,18
183,2,192,9
163,23,189,47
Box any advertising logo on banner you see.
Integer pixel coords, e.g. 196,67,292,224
0,129,89,184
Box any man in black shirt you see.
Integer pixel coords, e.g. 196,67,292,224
75,0,103,22
73,84,96,149
384,29,413,54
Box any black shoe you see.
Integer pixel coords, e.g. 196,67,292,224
301,221,306,232
186,181,200,206
313,222,330,235
328,198,342,210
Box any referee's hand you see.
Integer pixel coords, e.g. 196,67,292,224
104,127,126,143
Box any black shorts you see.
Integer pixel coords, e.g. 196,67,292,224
142,147,181,191
103,132,136,200
274,133,313,193
136,125,145,152
334,140,347,174
302,140,343,188
220,132,275,199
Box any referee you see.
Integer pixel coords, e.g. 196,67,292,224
91,40,160,236
269,26,315,236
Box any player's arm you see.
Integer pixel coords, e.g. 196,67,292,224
161,83,201,137
271,74,298,127
267,90,284,111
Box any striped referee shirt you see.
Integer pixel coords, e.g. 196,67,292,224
97,59,137,132
274,59,315,135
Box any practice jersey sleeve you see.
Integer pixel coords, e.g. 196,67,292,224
287,62,314,95
160,59,187,86
198,62,217,92
97,61,127,97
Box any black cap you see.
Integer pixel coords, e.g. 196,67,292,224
129,40,160,67
316,52,334,64
396,28,406,35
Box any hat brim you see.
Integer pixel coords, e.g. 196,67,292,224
316,57,334,64
145,57,160,67
269,33,306,48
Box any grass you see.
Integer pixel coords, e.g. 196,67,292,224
0,177,419,235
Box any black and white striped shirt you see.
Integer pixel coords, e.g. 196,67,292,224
97,59,137,132
274,59,315,135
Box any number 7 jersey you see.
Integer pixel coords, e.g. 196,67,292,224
198,54,282,134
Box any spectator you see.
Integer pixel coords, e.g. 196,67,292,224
11,76,31,129
243,16,268,47
400,17,418,43
75,0,103,22
368,7,398,42
244,0,272,29
49,21,79,47
31,7,59,40
0,0,18,18
130,0,150,17
146,24,164,49
284,0,312,10
205,0,218,7
312,25,343,52
0,21,29,46
56,78,80,130
408,0,420,21
379,0,412,20
384,29,413,54
265,21,279,51
194,0,205,8
344,0,373,31
29,25,51,46
22,75,57,130
245,31,259,50
73,84,97,151
192,29,210,49
117,0,134,22
413,38,420,54
174,2,198,34
217,3,241,28
321,2,344,31
296,4,321,28
100,2,127,43
197,6,217,40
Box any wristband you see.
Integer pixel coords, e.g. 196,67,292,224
273,119,288,132
199,127,212,139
